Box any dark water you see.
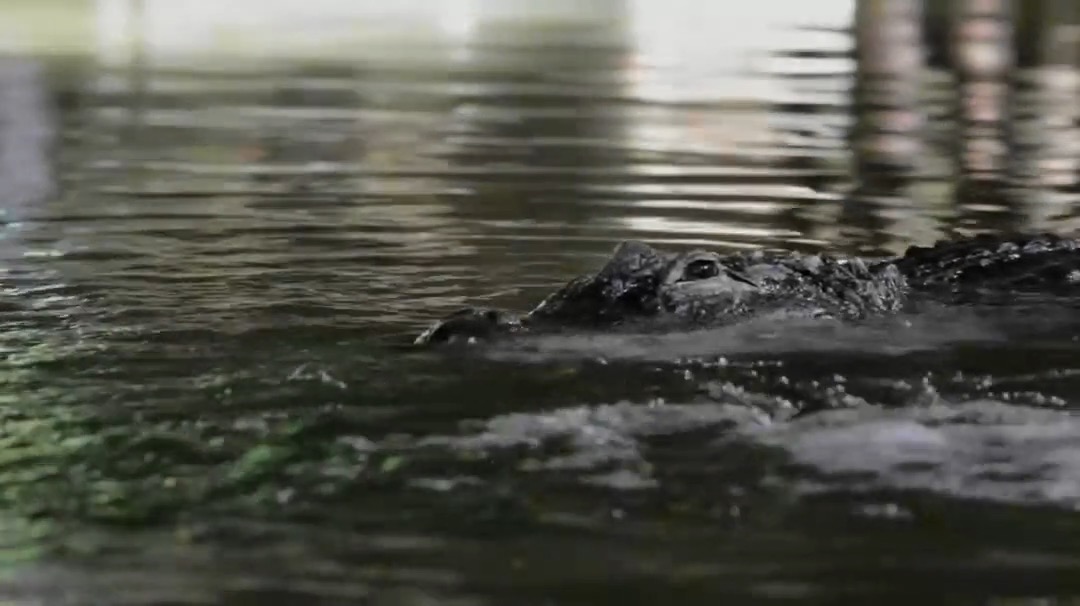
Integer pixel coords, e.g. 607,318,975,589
3,21,1080,605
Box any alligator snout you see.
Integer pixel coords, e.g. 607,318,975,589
414,307,523,345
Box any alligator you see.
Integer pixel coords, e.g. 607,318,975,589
414,232,1080,346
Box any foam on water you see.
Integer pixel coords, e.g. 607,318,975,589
743,400,1080,508
386,392,1080,510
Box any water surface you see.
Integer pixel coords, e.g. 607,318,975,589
2,16,1080,606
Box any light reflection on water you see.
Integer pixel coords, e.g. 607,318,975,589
2,2,1080,605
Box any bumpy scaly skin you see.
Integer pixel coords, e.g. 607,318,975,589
665,251,908,325
414,232,1080,345
887,232,1080,292
527,241,669,325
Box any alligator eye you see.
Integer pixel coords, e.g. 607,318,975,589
683,259,720,281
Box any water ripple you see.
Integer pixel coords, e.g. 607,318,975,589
1,11,1079,605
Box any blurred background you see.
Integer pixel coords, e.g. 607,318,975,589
4,1,1080,605
14,0,1080,251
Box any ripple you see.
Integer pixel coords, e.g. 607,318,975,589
1,8,1079,604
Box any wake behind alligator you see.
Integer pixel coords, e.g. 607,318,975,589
415,232,1080,347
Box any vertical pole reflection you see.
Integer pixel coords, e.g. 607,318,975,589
0,58,57,209
949,0,1017,232
1016,0,1080,229
842,0,928,254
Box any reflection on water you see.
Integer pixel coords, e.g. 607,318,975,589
2,3,1080,604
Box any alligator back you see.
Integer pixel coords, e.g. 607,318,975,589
888,232,1080,293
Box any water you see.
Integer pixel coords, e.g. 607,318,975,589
3,13,1080,606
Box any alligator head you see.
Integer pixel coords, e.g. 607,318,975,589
414,240,677,345
414,240,909,346
524,241,764,326
413,232,1080,347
